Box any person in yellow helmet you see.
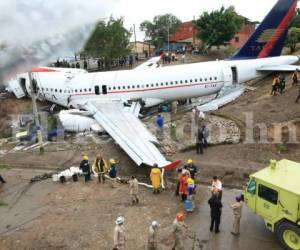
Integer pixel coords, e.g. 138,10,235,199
108,159,118,188
187,177,195,201
79,154,91,182
150,163,162,194
183,159,197,179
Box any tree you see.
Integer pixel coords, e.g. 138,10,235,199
285,27,300,53
291,8,300,28
195,6,243,49
140,14,182,49
83,17,131,64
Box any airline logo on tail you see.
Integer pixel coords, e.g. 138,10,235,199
231,0,297,60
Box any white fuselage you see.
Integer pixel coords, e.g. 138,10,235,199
8,55,298,108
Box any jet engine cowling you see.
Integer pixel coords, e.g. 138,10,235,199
58,109,103,133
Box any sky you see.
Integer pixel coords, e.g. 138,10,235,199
0,0,295,85
114,0,281,41
0,0,284,45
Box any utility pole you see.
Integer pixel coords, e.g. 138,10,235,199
133,24,137,55
167,25,170,54
28,72,44,154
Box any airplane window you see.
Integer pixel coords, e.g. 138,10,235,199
59,89,62,93
185,80,188,83
75,89,78,93
108,87,111,90
113,87,116,90
190,79,193,83
200,78,202,82
132,85,135,89
122,86,125,89
68,90,70,93
166,82,168,86
205,78,207,81
79,89,82,92
89,88,92,92
175,81,178,85
210,77,212,81
156,83,159,87
180,80,183,84
170,82,173,85
127,86,130,89
195,79,197,82
55,89,57,92
137,85,140,88
161,83,164,86
118,86,121,90
42,88,44,91
151,84,154,87
215,77,217,80
84,88,87,92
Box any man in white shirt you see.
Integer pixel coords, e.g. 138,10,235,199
211,176,223,200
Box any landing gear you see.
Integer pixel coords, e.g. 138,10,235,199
276,221,300,250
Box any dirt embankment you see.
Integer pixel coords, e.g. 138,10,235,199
173,74,300,187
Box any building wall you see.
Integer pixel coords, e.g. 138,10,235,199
229,25,255,49
129,42,155,57
169,21,255,50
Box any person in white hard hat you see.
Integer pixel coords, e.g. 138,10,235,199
113,216,125,250
147,220,160,250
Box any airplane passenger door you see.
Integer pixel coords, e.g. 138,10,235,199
95,85,100,95
102,85,107,95
222,66,233,87
231,66,238,84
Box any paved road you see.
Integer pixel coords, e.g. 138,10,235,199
185,186,281,250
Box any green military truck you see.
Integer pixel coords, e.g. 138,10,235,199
244,159,300,250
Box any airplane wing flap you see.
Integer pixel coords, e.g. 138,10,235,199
134,56,161,70
85,100,169,167
256,65,300,72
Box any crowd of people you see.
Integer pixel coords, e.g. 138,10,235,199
271,70,300,103
54,54,139,72
75,153,244,249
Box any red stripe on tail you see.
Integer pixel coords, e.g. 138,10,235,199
258,1,298,58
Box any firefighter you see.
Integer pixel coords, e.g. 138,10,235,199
150,164,162,194
79,154,91,182
91,154,107,183
172,212,189,250
129,175,139,204
113,216,125,250
147,220,160,250
230,196,243,236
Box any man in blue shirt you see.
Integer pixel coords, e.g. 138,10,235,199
155,114,164,139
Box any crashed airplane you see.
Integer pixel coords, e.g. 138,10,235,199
6,0,300,168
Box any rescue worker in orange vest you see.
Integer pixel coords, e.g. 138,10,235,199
179,170,188,202
150,164,162,194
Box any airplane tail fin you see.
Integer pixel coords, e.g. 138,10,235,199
231,0,297,60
